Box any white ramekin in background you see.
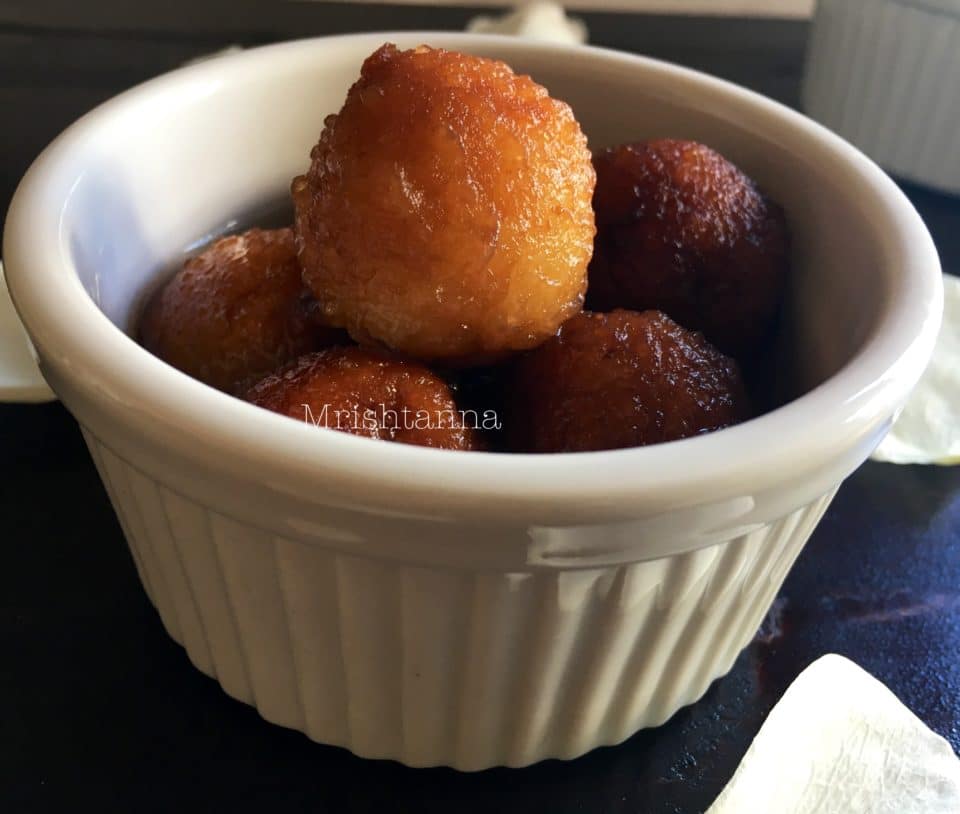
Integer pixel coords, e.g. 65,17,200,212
2,34,943,770
803,0,960,194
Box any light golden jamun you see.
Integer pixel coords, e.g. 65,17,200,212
292,43,596,365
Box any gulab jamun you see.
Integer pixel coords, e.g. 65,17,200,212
140,227,343,393
588,140,788,355
507,309,749,452
292,43,596,365
244,346,480,450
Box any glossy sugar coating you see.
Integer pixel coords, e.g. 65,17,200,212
588,140,788,355
244,346,479,450
140,228,344,393
292,43,596,365
507,309,749,452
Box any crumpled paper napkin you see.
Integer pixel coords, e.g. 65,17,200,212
707,654,960,813
467,1,587,44
872,274,960,465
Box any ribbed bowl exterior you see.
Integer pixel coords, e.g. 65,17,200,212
803,0,960,194
83,428,835,770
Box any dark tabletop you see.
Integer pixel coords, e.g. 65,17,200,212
3,4,959,812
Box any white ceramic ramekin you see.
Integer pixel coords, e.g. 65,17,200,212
803,0,960,194
2,33,943,770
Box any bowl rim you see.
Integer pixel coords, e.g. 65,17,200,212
2,32,944,519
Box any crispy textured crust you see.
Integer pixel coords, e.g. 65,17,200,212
140,228,344,393
507,309,750,452
244,346,479,450
588,140,788,356
292,43,596,365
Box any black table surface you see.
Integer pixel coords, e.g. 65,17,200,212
3,5,960,812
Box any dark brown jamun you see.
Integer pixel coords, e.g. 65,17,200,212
507,309,750,453
588,140,788,356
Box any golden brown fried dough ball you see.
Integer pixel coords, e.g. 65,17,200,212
140,227,345,393
244,346,479,450
292,43,596,365
588,140,788,356
507,309,749,452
